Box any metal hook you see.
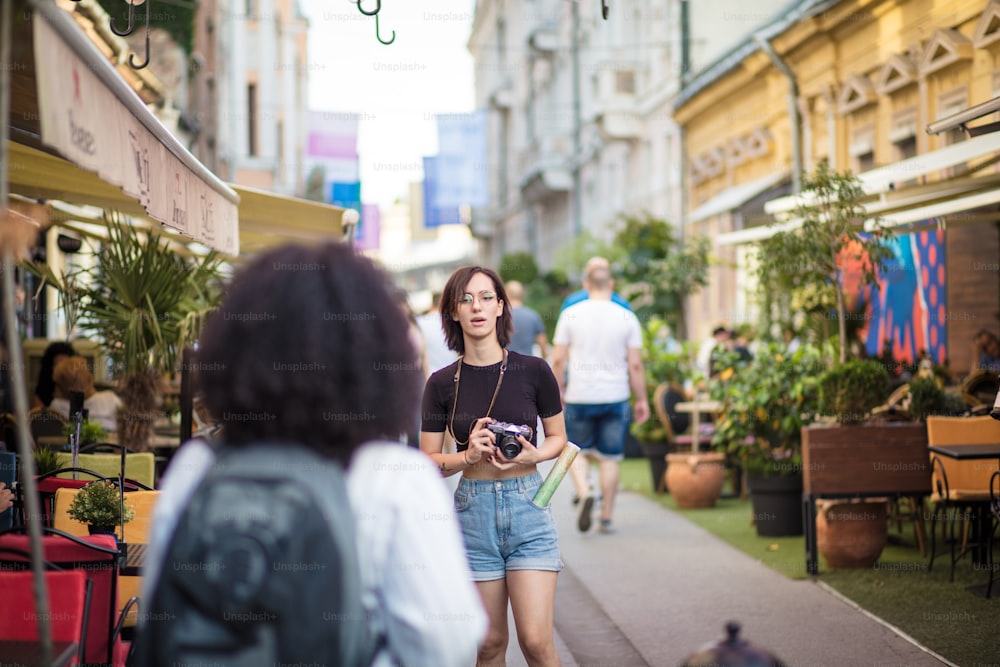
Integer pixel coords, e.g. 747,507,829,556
357,0,380,16
375,12,395,45
601,0,609,20
110,0,136,36
127,0,151,69
129,33,150,69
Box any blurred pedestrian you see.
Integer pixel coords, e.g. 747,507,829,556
506,279,549,359
139,243,486,667
552,262,648,534
417,291,457,374
559,256,631,312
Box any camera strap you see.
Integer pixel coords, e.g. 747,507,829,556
449,348,508,447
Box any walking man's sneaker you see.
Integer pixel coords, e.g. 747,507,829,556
578,496,594,532
598,519,614,534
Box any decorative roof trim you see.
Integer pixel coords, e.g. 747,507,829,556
875,53,918,95
920,28,973,76
973,0,1000,49
838,74,878,115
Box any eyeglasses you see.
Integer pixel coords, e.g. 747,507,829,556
460,290,497,306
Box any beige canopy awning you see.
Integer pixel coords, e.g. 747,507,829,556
10,0,240,254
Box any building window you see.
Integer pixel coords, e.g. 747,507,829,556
615,70,636,95
247,84,258,157
245,0,256,18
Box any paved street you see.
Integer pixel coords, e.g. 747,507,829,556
503,462,952,667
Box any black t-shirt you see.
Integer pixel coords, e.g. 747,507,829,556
421,350,562,451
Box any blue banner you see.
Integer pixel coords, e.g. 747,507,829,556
423,157,462,228
434,110,489,208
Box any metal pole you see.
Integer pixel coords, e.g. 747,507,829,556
570,0,582,240
2,3,52,661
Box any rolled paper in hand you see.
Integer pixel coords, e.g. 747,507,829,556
532,442,581,508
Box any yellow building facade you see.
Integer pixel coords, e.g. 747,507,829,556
675,0,1000,373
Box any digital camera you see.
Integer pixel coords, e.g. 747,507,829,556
487,421,534,459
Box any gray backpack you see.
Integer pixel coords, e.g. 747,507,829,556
132,442,376,666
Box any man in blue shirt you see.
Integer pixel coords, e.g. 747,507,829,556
560,256,632,312
506,280,549,358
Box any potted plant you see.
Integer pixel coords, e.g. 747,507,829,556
710,341,829,535
631,317,694,493
66,479,134,535
62,421,109,448
33,213,224,451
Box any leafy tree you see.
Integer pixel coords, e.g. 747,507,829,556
755,164,894,364
611,213,710,339
499,253,569,340
499,251,540,284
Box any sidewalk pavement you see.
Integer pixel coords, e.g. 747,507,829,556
504,462,951,667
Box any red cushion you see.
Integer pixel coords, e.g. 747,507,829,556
0,533,119,664
0,570,87,647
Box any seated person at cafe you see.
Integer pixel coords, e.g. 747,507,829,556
49,357,122,433
971,328,1000,375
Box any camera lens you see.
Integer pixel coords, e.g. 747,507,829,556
500,436,521,459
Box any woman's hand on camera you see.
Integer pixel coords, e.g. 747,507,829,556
465,417,495,465
488,435,538,470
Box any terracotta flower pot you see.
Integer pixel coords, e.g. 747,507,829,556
816,499,888,569
665,452,726,509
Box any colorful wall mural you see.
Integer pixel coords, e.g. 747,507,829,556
860,229,947,365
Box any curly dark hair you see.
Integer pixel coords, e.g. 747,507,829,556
440,266,512,355
35,341,77,407
195,243,422,464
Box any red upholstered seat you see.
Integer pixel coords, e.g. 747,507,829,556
0,569,88,665
0,531,128,665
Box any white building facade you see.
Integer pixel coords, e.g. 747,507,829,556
467,0,788,275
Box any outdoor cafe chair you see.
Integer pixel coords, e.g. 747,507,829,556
0,527,136,665
926,415,1000,582
53,488,160,629
0,569,89,666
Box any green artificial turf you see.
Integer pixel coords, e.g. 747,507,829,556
619,458,998,666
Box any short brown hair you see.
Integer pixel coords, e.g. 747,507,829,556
439,266,513,355
53,357,95,396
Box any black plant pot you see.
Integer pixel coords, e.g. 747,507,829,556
639,441,672,494
747,474,804,537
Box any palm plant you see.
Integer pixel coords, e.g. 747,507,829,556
33,213,224,450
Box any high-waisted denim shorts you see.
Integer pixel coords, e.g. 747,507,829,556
455,471,563,581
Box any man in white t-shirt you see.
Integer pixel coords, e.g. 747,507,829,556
551,261,648,534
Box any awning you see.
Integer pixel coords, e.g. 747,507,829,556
232,185,346,254
718,171,1000,245
10,0,240,255
765,131,1000,218
685,171,789,224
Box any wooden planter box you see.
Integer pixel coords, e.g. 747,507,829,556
802,422,930,496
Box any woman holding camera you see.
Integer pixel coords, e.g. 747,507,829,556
421,265,567,667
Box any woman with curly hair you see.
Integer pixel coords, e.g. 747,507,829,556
421,265,568,667
139,243,486,666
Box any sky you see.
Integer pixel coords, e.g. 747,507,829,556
299,0,478,208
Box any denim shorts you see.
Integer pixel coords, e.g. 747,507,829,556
564,400,631,461
454,471,563,581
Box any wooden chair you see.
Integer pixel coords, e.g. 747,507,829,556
0,569,89,666
651,383,698,493
925,415,1000,581
53,488,160,629
987,470,1000,598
